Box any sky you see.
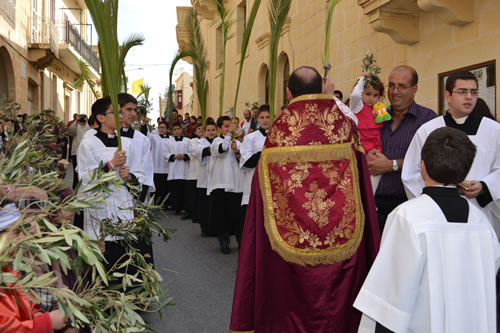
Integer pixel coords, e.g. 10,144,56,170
116,0,193,121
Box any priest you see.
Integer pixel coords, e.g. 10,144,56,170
229,66,380,332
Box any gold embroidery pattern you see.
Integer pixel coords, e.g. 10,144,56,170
268,98,354,149
259,144,366,266
303,182,334,229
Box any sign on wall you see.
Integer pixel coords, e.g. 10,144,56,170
438,60,496,118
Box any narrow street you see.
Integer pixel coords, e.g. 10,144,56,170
144,211,239,332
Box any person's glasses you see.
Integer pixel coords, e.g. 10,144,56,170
103,111,124,116
387,83,415,93
451,89,479,97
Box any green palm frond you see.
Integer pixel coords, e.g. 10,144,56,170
323,0,339,65
119,33,145,92
85,0,122,150
167,49,190,121
232,0,262,119
185,8,208,125
211,0,235,117
268,0,291,121
73,57,99,99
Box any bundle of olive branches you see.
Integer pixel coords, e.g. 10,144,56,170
0,103,174,331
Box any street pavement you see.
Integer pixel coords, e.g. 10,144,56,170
143,211,239,333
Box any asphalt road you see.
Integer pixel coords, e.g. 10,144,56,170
143,211,239,333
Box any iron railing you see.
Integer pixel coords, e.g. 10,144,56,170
56,20,100,73
0,0,15,27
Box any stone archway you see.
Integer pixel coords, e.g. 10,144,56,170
0,46,15,101
277,52,290,107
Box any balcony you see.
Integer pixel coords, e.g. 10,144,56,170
28,17,100,78
0,0,15,27
57,20,100,75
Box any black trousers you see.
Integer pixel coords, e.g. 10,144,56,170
153,173,169,208
169,179,188,213
211,189,242,248
237,204,248,248
197,187,215,236
186,180,198,221
374,195,407,233
68,136,73,160
71,155,78,190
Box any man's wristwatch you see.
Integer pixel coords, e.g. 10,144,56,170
392,159,399,172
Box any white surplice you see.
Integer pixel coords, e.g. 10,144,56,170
122,127,154,192
149,133,171,174
239,129,266,205
354,194,500,333
188,137,201,181
195,138,212,190
402,116,500,236
77,133,135,241
207,135,239,195
165,137,190,180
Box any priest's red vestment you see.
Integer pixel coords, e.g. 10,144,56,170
229,94,381,333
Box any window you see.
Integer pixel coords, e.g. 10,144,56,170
438,60,496,118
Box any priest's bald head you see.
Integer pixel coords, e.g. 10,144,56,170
287,66,323,100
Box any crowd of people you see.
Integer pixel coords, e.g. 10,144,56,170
1,61,499,332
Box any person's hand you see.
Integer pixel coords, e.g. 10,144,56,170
361,72,370,77
366,150,392,176
110,150,127,168
231,140,238,153
49,309,67,330
458,180,482,199
99,239,106,253
119,165,130,180
322,77,335,95
3,185,48,202
175,154,184,160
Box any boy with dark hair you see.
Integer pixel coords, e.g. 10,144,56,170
185,123,204,221
403,70,500,237
195,122,218,237
165,123,190,215
150,121,172,209
356,127,500,333
208,116,240,254
77,96,135,272
118,93,154,203
238,107,270,247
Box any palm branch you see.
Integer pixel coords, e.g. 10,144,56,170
73,57,99,99
232,0,262,119
211,0,236,117
323,0,339,66
185,9,209,125
119,33,145,92
85,0,123,150
268,0,291,121
167,49,190,122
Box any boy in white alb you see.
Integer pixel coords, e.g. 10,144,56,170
165,123,190,215
194,121,218,237
238,105,270,246
149,121,171,208
354,127,500,333
78,97,141,273
118,93,154,203
185,124,204,222
207,116,240,254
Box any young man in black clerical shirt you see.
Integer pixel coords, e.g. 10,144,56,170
165,123,190,215
355,127,500,333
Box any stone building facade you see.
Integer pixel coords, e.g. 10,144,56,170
0,0,99,122
176,0,499,120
